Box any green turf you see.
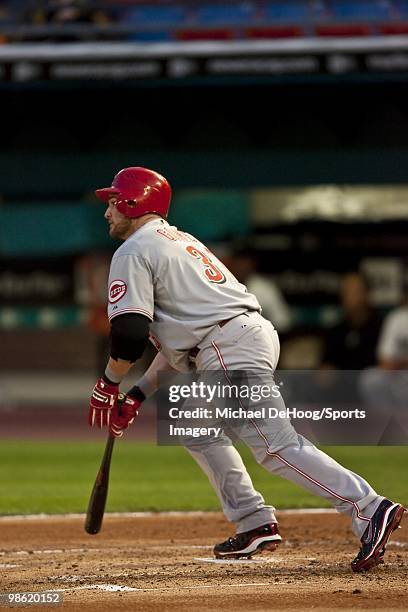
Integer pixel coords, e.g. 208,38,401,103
0,441,407,515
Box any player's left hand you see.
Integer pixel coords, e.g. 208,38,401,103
109,393,142,438
89,376,119,428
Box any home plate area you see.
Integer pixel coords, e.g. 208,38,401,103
0,511,406,611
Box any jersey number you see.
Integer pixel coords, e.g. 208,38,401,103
186,246,226,284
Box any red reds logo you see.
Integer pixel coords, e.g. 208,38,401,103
109,280,127,304
149,334,162,351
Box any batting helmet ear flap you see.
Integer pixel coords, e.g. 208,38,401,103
95,167,171,219
116,199,138,217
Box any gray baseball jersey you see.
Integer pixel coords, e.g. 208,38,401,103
107,218,261,371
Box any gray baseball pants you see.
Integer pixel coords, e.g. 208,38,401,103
183,312,383,537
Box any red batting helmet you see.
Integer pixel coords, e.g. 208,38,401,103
95,167,171,219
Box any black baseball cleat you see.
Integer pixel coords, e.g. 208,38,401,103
351,499,406,572
214,523,282,559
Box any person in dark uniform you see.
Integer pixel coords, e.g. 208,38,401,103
321,271,382,371
318,271,383,405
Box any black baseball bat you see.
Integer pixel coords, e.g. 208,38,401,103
85,433,115,534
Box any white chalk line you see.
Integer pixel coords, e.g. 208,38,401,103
50,581,273,593
50,585,136,593
6,539,406,558
388,540,407,548
0,511,217,521
0,545,213,557
0,508,335,521
0,548,101,557
2,540,405,560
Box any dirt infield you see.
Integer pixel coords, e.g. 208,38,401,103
0,512,407,611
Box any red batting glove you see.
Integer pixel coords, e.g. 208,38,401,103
89,376,119,429
109,393,142,438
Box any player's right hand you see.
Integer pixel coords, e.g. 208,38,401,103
109,393,142,438
88,376,119,428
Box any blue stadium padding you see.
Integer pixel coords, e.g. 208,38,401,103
264,1,308,22
397,0,408,17
0,307,85,330
128,31,173,42
170,190,250,242
195,3,256,25
0,204,109,256
332,1,393,21
123,5,187,25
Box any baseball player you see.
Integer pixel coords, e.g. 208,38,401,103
359,288,408,440
88,167,405,572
